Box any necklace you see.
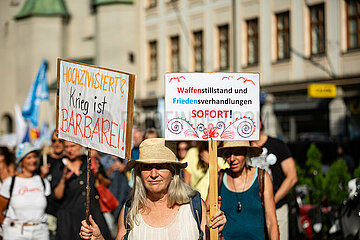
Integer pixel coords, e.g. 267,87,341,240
232,170,247,213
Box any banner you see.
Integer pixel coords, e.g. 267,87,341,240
165,72,260,141
22,59,49,127
56,59,135,159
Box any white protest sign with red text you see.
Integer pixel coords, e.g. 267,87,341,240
165,72,260,141
56,59,135,159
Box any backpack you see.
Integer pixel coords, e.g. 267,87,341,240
123,192,204,240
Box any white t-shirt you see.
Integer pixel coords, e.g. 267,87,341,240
129,203,199,240
0,175,50,224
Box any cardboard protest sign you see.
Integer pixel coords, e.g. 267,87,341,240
165,73,260,141
56,59,135,160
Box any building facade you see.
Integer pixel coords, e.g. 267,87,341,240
1,0,360,156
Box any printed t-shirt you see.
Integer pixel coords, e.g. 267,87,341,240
0,175,50,224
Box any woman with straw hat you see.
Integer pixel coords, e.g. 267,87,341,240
217,141,279,240
0,142,50,240
79,138,226,240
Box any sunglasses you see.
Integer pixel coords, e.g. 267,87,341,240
222,149,247,159
52,139,64,143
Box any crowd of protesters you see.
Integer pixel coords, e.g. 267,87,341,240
1,125,358,240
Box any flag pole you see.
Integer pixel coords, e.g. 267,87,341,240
86,147,91,225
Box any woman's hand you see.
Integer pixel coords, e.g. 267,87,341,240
80,215,103,240
200,150,210,164
206,196,226,231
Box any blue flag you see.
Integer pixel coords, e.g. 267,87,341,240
22,60,49,127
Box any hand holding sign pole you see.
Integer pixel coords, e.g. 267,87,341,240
56,58,135,225
165,72,260,239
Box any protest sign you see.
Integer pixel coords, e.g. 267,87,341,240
56,58,135,160
165,72,260,141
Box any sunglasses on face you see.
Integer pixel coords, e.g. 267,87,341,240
52,139,64,143
222,149,247,159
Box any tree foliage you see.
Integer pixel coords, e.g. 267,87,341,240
296,143,351,204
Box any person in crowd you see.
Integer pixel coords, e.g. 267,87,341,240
79,138,226,240
0,142,51,240
217,141,279,239
54,140,111,240
100,154,130,220
176,141,190,162
251,122,297,240
91,150,118,238
38,130,65,240
0,146,16,184
337,143,355,174
182,141,228,200
144,128,160,139
131,129,143,161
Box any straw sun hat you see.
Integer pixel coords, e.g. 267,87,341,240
127,138,187,169
218,141,262,158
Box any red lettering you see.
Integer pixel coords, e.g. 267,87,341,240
68,110,76,135
60,108,68,132
76,113,84,137
92,118,101,143
110,122,118,148
84,116,92,138
101,118,111,146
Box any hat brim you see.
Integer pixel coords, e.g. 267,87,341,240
127,159,187,170
218,146,262,158
16,148,39,164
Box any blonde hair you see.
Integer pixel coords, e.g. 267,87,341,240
126,163,197,230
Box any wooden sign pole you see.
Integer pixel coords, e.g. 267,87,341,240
86,148,91,225
208,139,219,240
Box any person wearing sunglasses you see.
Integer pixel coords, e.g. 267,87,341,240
38,130,65,240
217,141,279,240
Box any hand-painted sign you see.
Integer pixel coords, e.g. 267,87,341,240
165,72,260,141
56,58,135,159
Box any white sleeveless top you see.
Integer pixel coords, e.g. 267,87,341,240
128,203,199,240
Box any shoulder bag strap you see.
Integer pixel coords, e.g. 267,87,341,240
190,192,203,240
258,168,265,207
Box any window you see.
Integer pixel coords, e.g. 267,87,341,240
171,36,180,72
346,0,360,49
310,4,325,55
276,12,290,59
247,19,259,64
219,25,229,70
193,31,204,72
149,41,157,81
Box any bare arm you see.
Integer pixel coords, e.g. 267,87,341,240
183,169,191,185
264,171,279,240
54,167,73,199
116,207,127,240
0,195,9,225
274,157,298,204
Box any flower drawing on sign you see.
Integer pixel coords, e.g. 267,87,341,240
237,77,255,85
202,124,219,139
169,76,185,83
